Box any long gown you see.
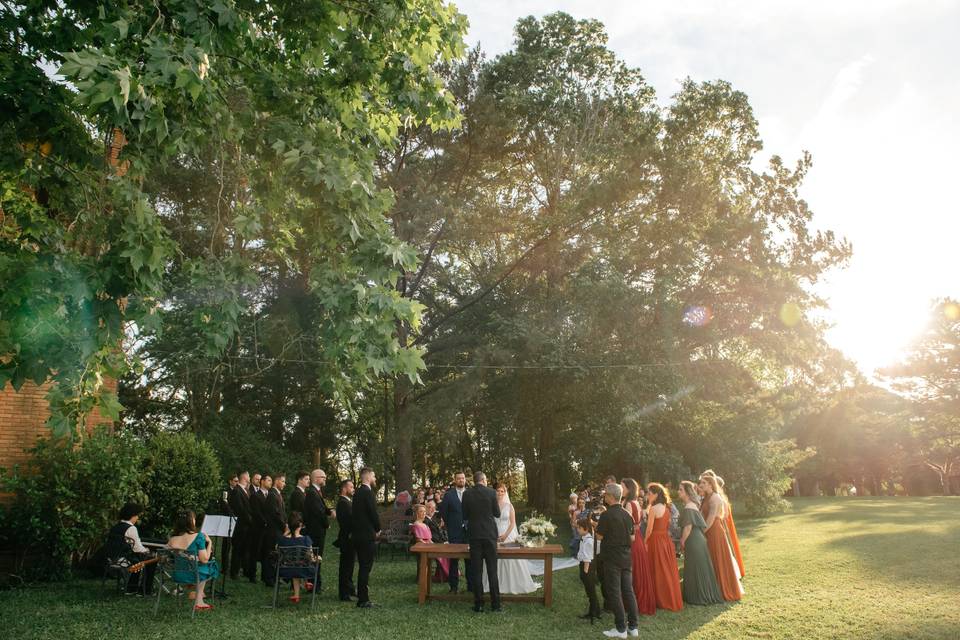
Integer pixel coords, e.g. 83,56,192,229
481,501,539,594
678,506,724,605
647,505,683,611
704,496,743,602
726,505,745,578
627,501,657,616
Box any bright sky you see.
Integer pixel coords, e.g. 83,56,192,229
455,0,960,377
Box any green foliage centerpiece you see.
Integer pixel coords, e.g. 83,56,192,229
518,513,557,547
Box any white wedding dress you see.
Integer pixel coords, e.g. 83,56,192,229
482,501,539,594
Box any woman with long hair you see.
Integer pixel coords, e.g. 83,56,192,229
677,481,724,605
699,475,743,601
621,478,656,615
167,510,220,611
702,470,744,577
644,483,683,611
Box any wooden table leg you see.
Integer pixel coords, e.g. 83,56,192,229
543,553,554,607
418,553,429,605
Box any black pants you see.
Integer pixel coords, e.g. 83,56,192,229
245,526,262,580
261,527,280,585
596,555,610,610
229,523,247,578
126,553,157,595
338,539,356,598
447,541,472,591
601,562,639,633
469,538,499,608
355,540,376,604
579,562,600,617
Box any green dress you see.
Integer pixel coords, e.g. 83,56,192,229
679,506,724,605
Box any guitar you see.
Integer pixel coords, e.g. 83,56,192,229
128,556,160,574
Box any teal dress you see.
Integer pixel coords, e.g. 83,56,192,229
172,534,221,584
679,506,724,605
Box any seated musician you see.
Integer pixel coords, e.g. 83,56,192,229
106,502,156,596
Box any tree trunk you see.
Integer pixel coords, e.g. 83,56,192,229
393,379,413,493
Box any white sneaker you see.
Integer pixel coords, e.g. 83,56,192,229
628,629,639,638
602,630,627,639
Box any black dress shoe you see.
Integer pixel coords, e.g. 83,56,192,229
491,605,503,613
578,612,594,619
473,604,485,613
449,586,457,594
339,596,355,602
357,601,376,609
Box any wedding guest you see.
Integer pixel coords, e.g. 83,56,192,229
568,493,581,555
352,467,381,608
644,483,683,611
621,478,655,616
439,471,469,593
699,475,743,601
415,488,426,506
576,518,601,623
411,504,449,582
290,471,309,515
167,510,219,611
424,500,444,542
305,469,332,562
595,483,639,639
228,471,253,580
106,502,156,596
277,511,314,603
702,471,745,578
677,481,723,605
335,479,357,601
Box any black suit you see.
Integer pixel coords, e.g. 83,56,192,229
228,484,252,578
304,485,331,559
289,485,306,515
248,487,267,581
262,488,285,585
351,483,381,605
462,484,501,608
335,495,356,598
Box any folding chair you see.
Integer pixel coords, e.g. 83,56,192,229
153,548,214,618
271,545,321,610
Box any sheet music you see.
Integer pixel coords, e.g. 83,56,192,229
200,515,237,538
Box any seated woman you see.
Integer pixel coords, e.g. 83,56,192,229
276,511,315,603
167,510,220,611
411,504,449,581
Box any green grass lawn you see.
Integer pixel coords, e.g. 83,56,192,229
2,497,958,639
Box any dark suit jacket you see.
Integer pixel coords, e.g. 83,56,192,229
439,489,466,543
335,495,353,544
289,486,306,515
228,484,251,526
265,487,286,534
462,485,500,541
304,485,329,539
250,488,267,529
351,484,381,543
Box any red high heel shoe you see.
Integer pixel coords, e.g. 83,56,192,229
193,603,214,611
288,595,301,604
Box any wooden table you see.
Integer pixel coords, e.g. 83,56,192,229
410,542,564,607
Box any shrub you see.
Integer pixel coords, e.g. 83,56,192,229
0,428,146,578
725,439,815,516
141,432,221,534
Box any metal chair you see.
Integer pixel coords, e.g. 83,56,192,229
271,545,321,610
383,516,414,560
102,554,131,595
153,548,214,618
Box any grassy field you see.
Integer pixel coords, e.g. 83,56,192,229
1,497,958,639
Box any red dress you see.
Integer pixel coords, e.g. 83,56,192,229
628,501,657,615
646,505,683,611
705,499,743,602
726,504,745,578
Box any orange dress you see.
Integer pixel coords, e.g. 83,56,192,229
726,504,745,578
628,501,657,615
705,498,743,602
646,505,683,611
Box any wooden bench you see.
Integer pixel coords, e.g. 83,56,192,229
410,542,564,607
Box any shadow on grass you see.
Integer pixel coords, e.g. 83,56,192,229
827,528,960,588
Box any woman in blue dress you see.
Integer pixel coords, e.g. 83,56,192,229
167,510,220,611
277,511,315,603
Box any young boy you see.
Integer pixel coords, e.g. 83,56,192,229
576,518,602,623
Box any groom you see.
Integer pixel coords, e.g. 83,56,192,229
462,471,501,613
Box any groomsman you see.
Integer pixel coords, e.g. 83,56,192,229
228,471,253,579
305,469,332,559
351,467,381,608
290,471,309,514
439,471,469,592
263,474,287,587
248,473,266,583
335,479,357,600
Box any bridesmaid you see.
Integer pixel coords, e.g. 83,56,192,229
702,470,745,578
621,478,656,616
699,475,743,602
644,483,683,611
677,481,724,605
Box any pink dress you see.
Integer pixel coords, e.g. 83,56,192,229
411,522,449,579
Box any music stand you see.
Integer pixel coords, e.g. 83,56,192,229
201,514,236,598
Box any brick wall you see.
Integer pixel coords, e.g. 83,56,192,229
0,381,116,475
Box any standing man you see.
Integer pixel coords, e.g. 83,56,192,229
462,471,501,613
439,471,469,593
263,473,287,587
228,471,252,580
335,478,357,601
290,471,309,515
351,467,381,609
595,483,639,639
305,469,332,560
247,472,266,583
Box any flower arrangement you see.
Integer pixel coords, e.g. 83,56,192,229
518,512,557,547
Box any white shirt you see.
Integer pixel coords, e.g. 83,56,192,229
122,520,148,554
457,487,464,501
577,533,596,563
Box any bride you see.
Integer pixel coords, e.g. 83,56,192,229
482,483,539,594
